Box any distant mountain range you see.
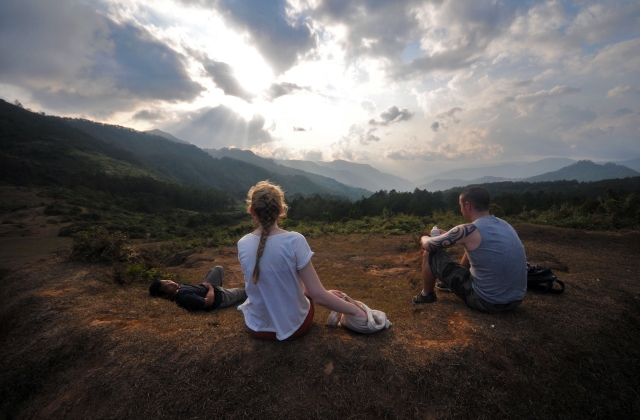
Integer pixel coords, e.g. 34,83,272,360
524,160,639,183
417,160,639,191
0,100,369,200
131,129,640,193
3,99,638,200
205,148,370,200
618,157,640,173
275,159,416,192
415,158,576,186
419,176,509,192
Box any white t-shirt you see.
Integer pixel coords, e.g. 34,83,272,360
237,231,314,340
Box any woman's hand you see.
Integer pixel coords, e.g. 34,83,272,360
349,301,367,320
329,289,345,299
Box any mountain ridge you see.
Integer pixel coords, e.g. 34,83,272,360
205,148,371,200
0,100,369,200
276,159,415,192
524,160,640,183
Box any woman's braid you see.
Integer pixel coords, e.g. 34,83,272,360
248,181,287,285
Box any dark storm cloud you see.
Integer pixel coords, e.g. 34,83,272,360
0,0,106,83
0,0,202,114
169,105,272,148
99,22,203,101
202,59,253,101
369,105,414,126
266,82,309,100
188,0,317,75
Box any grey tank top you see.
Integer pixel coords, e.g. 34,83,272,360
467,216,527,304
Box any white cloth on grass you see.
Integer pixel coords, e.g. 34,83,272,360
326,294,392,334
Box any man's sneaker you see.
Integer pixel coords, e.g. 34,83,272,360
412,292,437,304
436,281,451,292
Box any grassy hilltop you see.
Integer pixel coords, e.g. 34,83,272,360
1,223,640,419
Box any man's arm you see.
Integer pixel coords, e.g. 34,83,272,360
202,283,215,308
420,223,477,252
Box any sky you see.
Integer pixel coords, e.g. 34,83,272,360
1,0,639,181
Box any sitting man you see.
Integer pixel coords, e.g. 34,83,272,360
412,186,527,313
149,266,247,311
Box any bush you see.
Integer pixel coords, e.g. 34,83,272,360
490,203,505,217
69,226,129,263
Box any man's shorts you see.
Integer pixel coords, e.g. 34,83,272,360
429,250,521,314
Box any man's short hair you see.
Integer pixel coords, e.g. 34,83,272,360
149,280,164,297
460,187,490,212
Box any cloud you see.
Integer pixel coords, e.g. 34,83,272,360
430,106,463,131
301,149,323,161
369,105,414,126
607,85,633,97
209,0,317,74
392,0,523,79
489,85,581,116
250,145,324,162
98,22,203,101
344,124,381,145
0,0,202,114
360,100,376,113
574,38,640,77
515,86,580,103
168,105,272,148
315,0,422,65
202,59,254,101
386,128,503,161
266,82,309,100
133,109,164,121
566,2,640,46
613,108,633,118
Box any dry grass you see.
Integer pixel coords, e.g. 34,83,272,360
1,224,640,419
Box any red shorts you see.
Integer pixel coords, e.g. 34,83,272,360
247,298,315,341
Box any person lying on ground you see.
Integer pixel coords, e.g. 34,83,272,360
149,266,247,311
237,180,367,341
412,186,527,314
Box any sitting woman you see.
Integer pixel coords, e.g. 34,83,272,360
237,180,366,341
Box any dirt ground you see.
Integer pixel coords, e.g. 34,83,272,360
1,209,640,418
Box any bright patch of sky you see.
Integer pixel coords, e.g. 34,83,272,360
1,0,638,180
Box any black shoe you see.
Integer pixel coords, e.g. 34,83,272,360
436,282,451,292
412,292,437,304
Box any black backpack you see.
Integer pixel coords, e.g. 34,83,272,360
526,264,565,294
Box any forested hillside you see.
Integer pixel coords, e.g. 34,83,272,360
287,178,640,230
206,148,371,200
0,100,369,199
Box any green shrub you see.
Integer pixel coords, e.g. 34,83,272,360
69,226,129,263
490,203,505,217
44,201,66,216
